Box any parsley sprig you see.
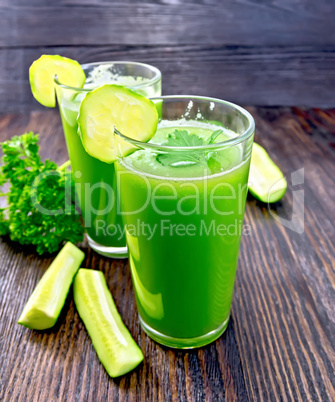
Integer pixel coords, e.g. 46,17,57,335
0,132,84,254
156,129,223,167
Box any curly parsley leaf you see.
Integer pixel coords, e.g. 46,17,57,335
0,132,84,254
0,209,9,236
156,128,223,168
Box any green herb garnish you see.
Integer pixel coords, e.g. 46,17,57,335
156,129,223,167
0,132,84,254
208,129,225,145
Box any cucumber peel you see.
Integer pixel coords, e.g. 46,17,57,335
18,242,85,330
73,269,144,378
248,142,287,203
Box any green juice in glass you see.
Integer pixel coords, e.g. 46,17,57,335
117,119,252,347
55,62,161,256
58,94,124,247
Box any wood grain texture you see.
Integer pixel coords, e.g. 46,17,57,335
0,107,334,401
1,45,335,113
1,0,334,47
1,0,335,111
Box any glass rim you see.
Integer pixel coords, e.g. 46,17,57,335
54,60,162,92
115,95,255,152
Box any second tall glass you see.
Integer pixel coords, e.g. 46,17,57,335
55,61,162,257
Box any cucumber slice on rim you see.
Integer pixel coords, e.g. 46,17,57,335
18,242,85,330
29,55,86,107
77,84,158,163
248,142,287,203
73,269,144,378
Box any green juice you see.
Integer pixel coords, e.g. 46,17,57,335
58,91,125,247
117,121,251,347
59,104,124,247
56,65,161,251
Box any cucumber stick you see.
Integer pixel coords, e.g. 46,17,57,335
73,269,144,378
18,242,85,330
249,142,287,203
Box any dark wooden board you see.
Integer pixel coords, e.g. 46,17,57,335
1,45,335,113
0,107,334,401
2,0,335,112
2,1,334,47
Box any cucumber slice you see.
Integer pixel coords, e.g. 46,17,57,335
18,242,85,330
248,142,287,203
77,84,158,163
73,269,144,377
29,54,86,107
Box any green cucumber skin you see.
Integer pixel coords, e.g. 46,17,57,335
73,269,144,378
18,242,85,330
249,184,287,203
249,143,287,203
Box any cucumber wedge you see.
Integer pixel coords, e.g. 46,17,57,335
18,242,85,330
73,269,144,377
248,142,287,203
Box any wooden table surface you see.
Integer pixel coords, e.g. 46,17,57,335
0,108,334,401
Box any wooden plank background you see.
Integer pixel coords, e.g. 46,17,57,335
1,0,335,111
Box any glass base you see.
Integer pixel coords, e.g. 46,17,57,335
87,234,128,258
139,315,230,349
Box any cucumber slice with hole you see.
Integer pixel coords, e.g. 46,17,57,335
18,242,85,330
77,84,158,163
248,142,287,203
29,54,86,107
73,269,144,378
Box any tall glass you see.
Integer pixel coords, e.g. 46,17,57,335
115,96,254,348
55,62,162,258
